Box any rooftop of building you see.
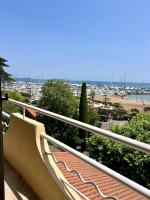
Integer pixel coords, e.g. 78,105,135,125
53,151,148,200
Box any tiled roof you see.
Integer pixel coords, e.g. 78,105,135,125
53,152,148,200
26,108,38,118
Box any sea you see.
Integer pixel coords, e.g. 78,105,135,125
70,80,150,88
128,95,150,102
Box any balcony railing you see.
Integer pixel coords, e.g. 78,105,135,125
2,98,150,199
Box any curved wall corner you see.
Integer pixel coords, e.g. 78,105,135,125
4,113,81,200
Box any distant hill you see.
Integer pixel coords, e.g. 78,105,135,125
15,78,46,83
14,78,150,88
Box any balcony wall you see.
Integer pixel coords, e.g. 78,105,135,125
4,113,81,200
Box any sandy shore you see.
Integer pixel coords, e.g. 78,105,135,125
94,96,150,112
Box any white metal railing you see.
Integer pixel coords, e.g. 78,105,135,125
47,151,118,200
42,134,150,199
2,111,10,119
60,179,90,200
2,98,150,199
8,98,150,154
1,115,90,200
2,111,10,134
2,110,117,199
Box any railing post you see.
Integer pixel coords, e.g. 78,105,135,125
23,107,26,119
0,82,8,199
0,87,4,200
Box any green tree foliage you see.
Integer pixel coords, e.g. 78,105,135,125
103,96,110,107
130,108,139,113
113,102,122,108
88,109,101,127
0,57,14,196
79,82,88,123
112,108,128,120
0,57,14,82
129,108,139,120
0,57,14,112
79,82,88,150
0,58,14,130
38,80,79,147
111,103,128,120
39,80,78,117
89,90,95,101
2,90,29,114
86,113,150,188
144,106,150,112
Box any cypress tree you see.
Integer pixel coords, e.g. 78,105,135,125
79,82,88,151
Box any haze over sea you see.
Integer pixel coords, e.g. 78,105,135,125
16,78,150,88
70,81,150,88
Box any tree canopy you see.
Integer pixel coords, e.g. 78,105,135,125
79,82,88,150
2,90,29,114
0,57,13,82
86,113,150,188
38,80,79,147
89,90,96,100
38,80,101,150
79,82,88,123
38,80,78,117
144,106,150,112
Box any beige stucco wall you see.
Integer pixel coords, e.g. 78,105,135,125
4,113,81,200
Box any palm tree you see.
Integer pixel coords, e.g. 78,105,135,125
0,57,13,200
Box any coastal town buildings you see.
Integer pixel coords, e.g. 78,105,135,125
2,80,150,104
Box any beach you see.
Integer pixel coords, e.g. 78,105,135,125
95,96,150,112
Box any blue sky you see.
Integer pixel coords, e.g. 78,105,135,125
0,0,150,82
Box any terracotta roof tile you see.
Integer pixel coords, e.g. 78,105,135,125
26,108,38,118
53,151,149,200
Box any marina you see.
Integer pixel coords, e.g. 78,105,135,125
2,79,150,103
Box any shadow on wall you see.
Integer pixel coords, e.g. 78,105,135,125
4,160,38,200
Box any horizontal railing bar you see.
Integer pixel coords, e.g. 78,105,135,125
8,98,150,154
60,179,90,200
2,111,10,118
41,133,150,199
49,152,117,199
